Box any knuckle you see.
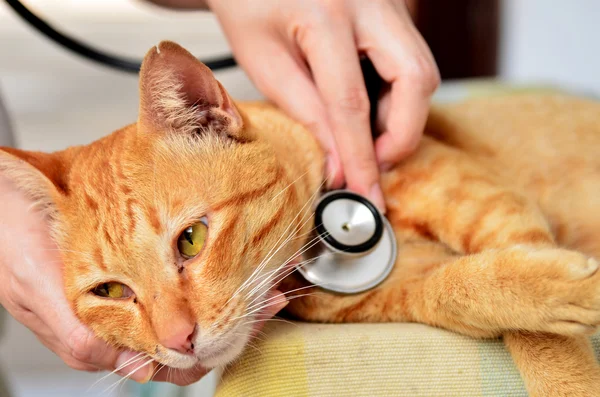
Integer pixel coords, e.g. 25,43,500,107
63,357,97,372
404,54,441,94
335,87,370,115
67,327,97,363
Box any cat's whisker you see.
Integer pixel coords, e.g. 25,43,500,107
240,253,314,297
241,243,324,297
231,293,319,323
244,340,263,355
223,186,319,309
103,358,154,394
242,228,325,300
86,352,147,391
252,248,328,293
243,254,324,309
270,169,310,203
238,171,329,290
244,230,329,303
246,283,319,313
224,224,297,308
149,363,166,383
239,317,299,329
235,199,315,294
288,226,319,242
216,177,330,332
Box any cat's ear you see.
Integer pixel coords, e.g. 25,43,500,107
138,41,248,141
0,147,70,217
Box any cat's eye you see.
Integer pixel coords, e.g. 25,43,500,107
92,282,133,299
177,219,208,259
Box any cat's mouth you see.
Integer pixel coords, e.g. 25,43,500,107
154,329,248,370
196,342,234,362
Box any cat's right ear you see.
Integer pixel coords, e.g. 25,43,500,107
0,147,69,218
137,41,250,142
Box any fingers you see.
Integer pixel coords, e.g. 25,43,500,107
354,0,440,169
250,289,288,336
9,307,101,372
298,11,385,210
21,248,124,372
0,177,152,381
239,38,345,189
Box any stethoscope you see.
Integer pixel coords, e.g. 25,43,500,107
301,190,398,294
5,0,398,295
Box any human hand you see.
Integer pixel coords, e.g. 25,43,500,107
207,0,440,211
0,178,289,386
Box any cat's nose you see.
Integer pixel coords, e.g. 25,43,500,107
158,319,197,354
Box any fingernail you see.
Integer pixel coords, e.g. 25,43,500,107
116,351,153,383
369,183,387,214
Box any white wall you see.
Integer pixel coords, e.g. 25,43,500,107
499,0,600,96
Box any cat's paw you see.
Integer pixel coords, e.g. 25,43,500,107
516,247,600,335
525,247,599,280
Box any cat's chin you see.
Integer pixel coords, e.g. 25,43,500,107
198,338,248,369
154,349,199,370
195,322,254,369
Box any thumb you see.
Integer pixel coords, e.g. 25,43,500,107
250,289,289,337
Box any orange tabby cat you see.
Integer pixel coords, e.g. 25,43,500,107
1,41,600,396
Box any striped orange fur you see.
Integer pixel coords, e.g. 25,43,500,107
2,41,600,396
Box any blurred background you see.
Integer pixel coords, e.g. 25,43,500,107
0,0,599,396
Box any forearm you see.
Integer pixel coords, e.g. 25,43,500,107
142,0,210,10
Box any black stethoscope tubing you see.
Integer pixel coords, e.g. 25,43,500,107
4,0,238,73
4,0,383,128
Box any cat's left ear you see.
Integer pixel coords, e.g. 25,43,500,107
138,41,249,141
0,147,71,222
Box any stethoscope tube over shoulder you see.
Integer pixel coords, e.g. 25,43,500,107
4,0,237,73
4,0,387,99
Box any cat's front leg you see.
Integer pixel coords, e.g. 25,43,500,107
285,244,600,337
504,332,600,397
416,246,600,337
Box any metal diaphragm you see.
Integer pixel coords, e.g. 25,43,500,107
298,190,398,294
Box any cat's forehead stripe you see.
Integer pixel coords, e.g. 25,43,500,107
212,166,283,211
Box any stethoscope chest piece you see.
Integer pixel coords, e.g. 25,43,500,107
298,190,398,294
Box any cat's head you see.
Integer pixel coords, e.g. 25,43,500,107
0,41,323,369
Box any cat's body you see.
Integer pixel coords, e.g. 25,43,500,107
2,42,600,396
